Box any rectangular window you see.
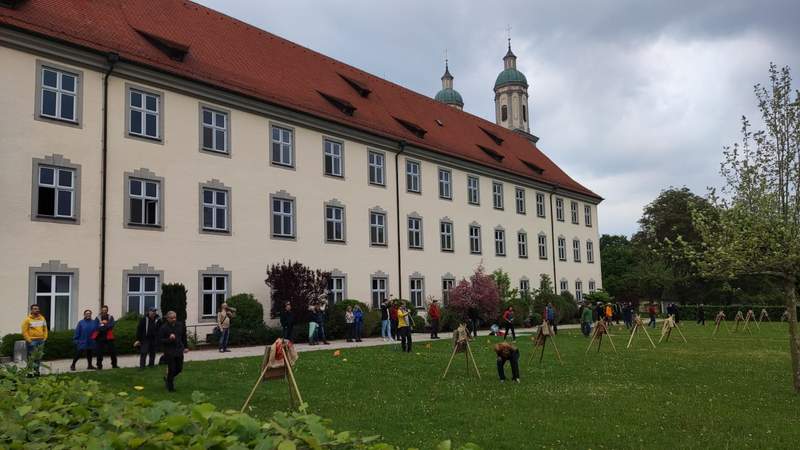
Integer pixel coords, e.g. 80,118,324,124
39,66,78,122
536,192,546,217
520,279,530,295
128,88,160,139
407,216,422,249
575,281,583,301
438,168,452,199
560,279,569,293
128,178,160,226
325,205,345,242
442,278,455,305
369,211,387,246
327,276,345,304
271,125,293,167
324,139,344,177
127,274,159,316
492,181,504,209
518,232,528,258
495,229,506,256
515,187,526,214
440,221,453,252
588,280,596,293
573,239,582,262
406,160,421,193
201,274,228,318
584,205,592,227
467,175,480,205
202,188,228,232
587,241,595,263
469,225,482,254
570,201,579,224
371,277,387,309
272,197,295,238
538,234,548,260
201,107,228,153
37,166,74,218
35,273,72,331
368,151,385,186
556,198,564,222
410,277,424,308
558,237,567,261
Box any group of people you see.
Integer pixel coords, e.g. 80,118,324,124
69,305,120,371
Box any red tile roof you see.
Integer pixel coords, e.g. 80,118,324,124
1,0,600,200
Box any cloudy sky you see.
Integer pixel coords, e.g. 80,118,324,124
198,0,799,236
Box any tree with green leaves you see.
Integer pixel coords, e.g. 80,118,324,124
265,261,331,324
673,64,799,392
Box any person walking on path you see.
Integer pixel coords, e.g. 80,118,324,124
135,307,160,368
21,304,48,377
280,302,294,342
217,302,235,352
467,307,480,338
71,309,97,371
397,305,412,352
353,305,364,342
495,342,520,383
345,306,355,342
581,304,593,337
389,301,399,341
696,304,705,326
428,299,441,339
318,302,330,345
94,305,118,370
159,311,188,392
380,300,391,341
648,303,658,328
545,303,558,335
502,306,516,341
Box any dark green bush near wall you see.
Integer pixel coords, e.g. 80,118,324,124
161,283,188,323
324,299,370,339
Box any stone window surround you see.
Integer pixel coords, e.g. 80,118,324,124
323,198,347,244
269,121,296,169
515,186,526,214
370,270,390,307
367,148,387,187
124,82,165,144
34,59,84,128
30,154,82,225
197,264,231,322
467,174,481,206
409,272,425,309
537,231,548,260
28,260,80,329
517,229,528,259
557,235,567,261
469,221,482,255
199,179,232,235
328,268,348,301
122,263,164,315
439,216,454,253
573,237,582,262
536,192,546,218
437,167,453,200
494,225,506,257
269,190,297,240
407,211,424,250
492,180,504,210
586,239,595,263
322,136,346,179
405,157,422,194
198,102,232,157
123,168,165,231
368,206,388,247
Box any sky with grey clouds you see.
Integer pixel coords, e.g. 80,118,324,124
197,0,800,236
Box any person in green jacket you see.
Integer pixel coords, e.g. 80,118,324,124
580,303,593,337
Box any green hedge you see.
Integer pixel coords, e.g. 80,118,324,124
0,366,478,449
683,305,796,321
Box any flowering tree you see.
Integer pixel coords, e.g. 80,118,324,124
448,264,501,322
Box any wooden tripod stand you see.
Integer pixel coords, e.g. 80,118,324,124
743,309,760,331
658,315,687,344
626,315,656,349
586,320,617,354
241,340,303,412
758,309,770,323
712,311,729,337
443,324,481,379
732,311,750,334
529,322,563,364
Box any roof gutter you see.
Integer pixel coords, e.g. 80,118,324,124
549,188,558,291
100,52,119,308
394,141,407,300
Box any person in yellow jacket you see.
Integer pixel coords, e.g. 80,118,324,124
21,304,48,376
397,305,412,352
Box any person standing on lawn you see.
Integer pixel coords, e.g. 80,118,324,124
353,304,364,342
280,302,294,341
397,304,412,352
696,304,706,326
380,300,391,341
135,307,160,368
159,311,188,392
71,309,97,371
318,301,330,345
467,306,480,338
495,341,520,383
345,306,355,342
21,304,48,376
94,305,118,370
428,299,441,339
389,300,399,341
502,306,516,341
648,302,658,328
581,303,593,337
604,303,614,325
217,302,235,352
545,303,558,335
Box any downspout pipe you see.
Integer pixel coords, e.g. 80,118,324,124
549,189,557,291
394,141,407,300
100,52,119,308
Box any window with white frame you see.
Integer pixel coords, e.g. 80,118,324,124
556,197,564,221
559,278,569,293
442,278,455,304
495,228,506,256
588,280,596,293
128,178,160,226
410,277,424,308
438,168,452,199
371,276,388,309
201,274,228,318
573,238,582,262
324,139,343,177
201,107,228,153
575,280,583,301
492,181,504,209
469,225,482,254
128,88,160,139
271,196,295,238
127,274,159,316
406,160,421,193
558,237,567,261
584,205,592,227
519,279,530,295
327,276,345,304
570,201,579,224
369,211,386,246
39,66,78,122
368,150,385,185
587,240,595,263
408,216,423,249
35,273,72,331
37,166,75,219
538,233,548,259
536,192,546,217
202,187,228,232
271,125,293,167
467,175,480,205
518,231,528,258
515,187,526,214
325,204,345,242
440,220,453,252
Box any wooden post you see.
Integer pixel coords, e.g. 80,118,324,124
466,341,481,379
442,344,459,379
550,335,564,364
240,365,270,413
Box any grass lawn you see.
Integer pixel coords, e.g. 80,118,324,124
75,322,800,449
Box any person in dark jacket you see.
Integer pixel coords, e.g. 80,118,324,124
280,302,294,342
389,301,399,341
71,309,97,371
380,300,391,341
467,307,480,338
495,342,520,383
696,304,706,325
135,308,160,368
159,311,188,392
94,305,118,369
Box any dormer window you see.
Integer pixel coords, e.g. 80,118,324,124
394,117,427,138
338,73,371,98
135,29,189,61
477,145,504,162
519,158,544,175
317,91,356,116
479,127,504,146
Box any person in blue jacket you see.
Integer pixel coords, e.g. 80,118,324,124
71,309,97,371
353,305,364,342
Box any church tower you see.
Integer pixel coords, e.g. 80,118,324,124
494,40,529,133
434,60,464,110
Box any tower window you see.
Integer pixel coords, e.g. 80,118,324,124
522,105,527,122
501,105,508,122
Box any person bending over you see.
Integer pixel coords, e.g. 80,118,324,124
495,342,520,383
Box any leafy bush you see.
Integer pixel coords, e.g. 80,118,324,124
410,316,426,332
266,261,330,324
555,292,579,324
161,283,188,323
439,307,462,332
1,317,138,360
362,310,381,337
325,300,370,339
224,294,279,346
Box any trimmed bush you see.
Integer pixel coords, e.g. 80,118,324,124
325,300,370,339
161,283,188,323
224,293,279,346
439,307,462,332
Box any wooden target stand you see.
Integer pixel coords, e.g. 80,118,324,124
626,314,656,349
658,315,687,344
732,311,752,334
442,324,481,379
241,339,303,412
712,311,730,337
586,320,617,354
744,309,760,331
758,309,770,323
529,321,563,364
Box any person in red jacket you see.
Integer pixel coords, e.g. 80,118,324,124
428,299,441,339
389,301,399,341
502,306,516,341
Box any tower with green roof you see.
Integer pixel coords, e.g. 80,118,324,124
494,39,530,133
434,60,464,110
